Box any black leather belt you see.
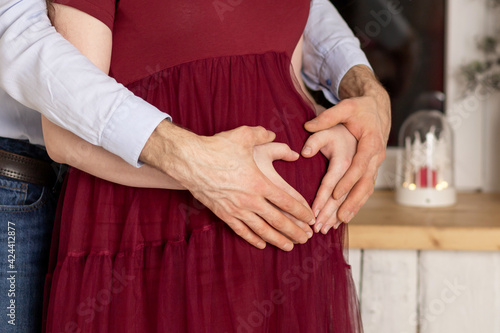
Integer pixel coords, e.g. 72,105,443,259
0,149,55,187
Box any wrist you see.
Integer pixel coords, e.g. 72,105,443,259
139,120,198,174
339,65,391,139
338,65,380,99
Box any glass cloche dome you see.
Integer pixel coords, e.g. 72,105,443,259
396,110,456,207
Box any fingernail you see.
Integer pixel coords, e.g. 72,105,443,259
309,218,316,225
293,151,300,158
257,241,266,249
306,231,313,239
302,146,312,155
314,210,320,218
334,221,342,230
283,243,293,251
314,223,323,233
322,225,332,234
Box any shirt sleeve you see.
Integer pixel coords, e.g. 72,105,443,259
302,0,373,104
0,0,170,167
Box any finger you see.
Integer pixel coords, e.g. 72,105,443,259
224,216,267,249
304,99,355,133
280,209,314,239
314,196,341,233
332,147,374,200
256,192,311,244
322,212,342,234
271,178,312,224
248,126,276,146
311,163,343,217
237,210,298,251
266,143,300,162
255,152,310,210
264,181,315,226
337,175,375,223
301,131,327,159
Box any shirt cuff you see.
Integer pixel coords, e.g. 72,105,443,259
101,95,171,167
324,42,373,103
303,42,372,105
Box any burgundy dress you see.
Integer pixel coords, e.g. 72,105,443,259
45,1,363,332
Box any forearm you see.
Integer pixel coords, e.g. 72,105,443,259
302,0,372,103
338,65,391,138
0,0,168,166
339,65,383,98
42,116,184,190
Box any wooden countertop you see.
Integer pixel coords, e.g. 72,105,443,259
349,191,500,251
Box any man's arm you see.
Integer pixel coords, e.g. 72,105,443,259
302,0,391,224
41,3,315,251
42,116,185,190
305,66,390,223
303,0,373,105
0,0,168,166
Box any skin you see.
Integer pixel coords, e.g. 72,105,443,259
303,66,391,225
44,4,358,252
292,37,391,233
44,3,389,250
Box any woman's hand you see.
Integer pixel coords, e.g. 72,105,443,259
141,123,315,251
253,143,314,240
302,124,357,234
304,65,390,225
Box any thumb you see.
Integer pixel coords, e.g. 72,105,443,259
301,131,328,158
304,100,352,133
250,126,276,146
265,143,300,162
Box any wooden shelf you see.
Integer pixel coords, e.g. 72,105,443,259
349,191,500,251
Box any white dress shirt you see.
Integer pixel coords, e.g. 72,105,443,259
0,0,168,166
0,0,370,166
303,0,372,104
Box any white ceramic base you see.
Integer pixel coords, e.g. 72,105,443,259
395,187,456,207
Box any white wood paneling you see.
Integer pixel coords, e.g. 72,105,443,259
445,0,489,190
360,250,418,333
419,251,500,333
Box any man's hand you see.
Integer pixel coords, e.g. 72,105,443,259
253,143,314,238
304,65,391,224
301,124,357,233
140,121,315,251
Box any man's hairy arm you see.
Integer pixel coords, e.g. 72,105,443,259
45,3,315,252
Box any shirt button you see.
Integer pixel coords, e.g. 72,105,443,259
326,79,332,86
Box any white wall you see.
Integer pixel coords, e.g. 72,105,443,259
445,0,488,191
482,4,500,191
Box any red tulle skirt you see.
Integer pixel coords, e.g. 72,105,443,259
44,53,363,332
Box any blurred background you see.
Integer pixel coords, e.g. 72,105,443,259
325,0,500,193
323,1,500,333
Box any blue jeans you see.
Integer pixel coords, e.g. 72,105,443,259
0,138,62,332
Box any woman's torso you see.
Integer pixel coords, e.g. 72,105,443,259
110,0,310,85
